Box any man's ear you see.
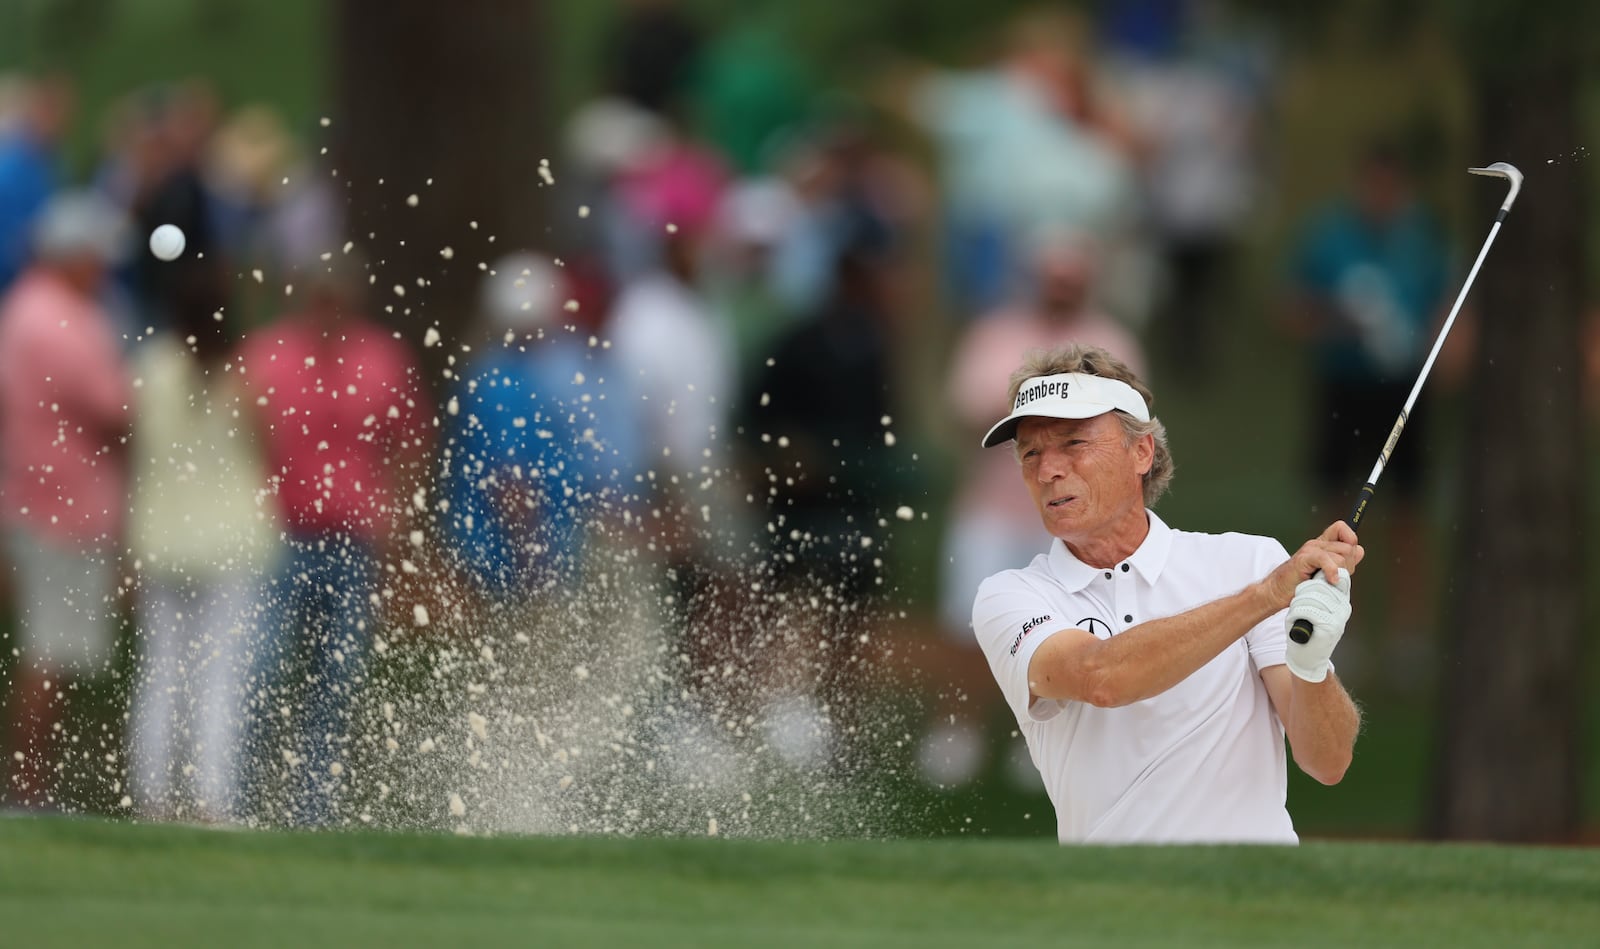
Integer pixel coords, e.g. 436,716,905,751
1134,432,1155,476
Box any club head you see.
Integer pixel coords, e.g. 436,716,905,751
1468,161,1523,212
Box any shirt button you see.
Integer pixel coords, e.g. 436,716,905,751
1104,571,1113,580
1121,564,1130,573
1124,614,1133,623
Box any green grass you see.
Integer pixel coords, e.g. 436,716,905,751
1,818,1597,947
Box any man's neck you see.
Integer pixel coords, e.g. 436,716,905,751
1064,508,1150,569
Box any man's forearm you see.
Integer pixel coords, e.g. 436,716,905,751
1074,583,1277,707
1285,674,1359,784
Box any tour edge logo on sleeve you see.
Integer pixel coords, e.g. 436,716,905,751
1009,615,1052,655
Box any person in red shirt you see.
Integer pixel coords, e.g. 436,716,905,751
0,191,130,809
235,258,427,825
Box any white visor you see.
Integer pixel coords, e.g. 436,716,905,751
981,372,1150,447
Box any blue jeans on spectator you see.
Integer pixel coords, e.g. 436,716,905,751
257,530,375,827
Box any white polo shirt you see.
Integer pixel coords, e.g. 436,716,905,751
972,510,1297,844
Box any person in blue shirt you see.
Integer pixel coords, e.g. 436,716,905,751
440,253,639,603
1282,141,1452,684
0,75,73,294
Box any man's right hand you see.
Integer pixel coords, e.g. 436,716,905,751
1259,521,1364,611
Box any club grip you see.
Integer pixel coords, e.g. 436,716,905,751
1346,482,1375,533
1288,483,1374,645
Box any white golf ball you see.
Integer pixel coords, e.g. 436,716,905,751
149,224,186,261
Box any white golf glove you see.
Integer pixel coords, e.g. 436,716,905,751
1285,568,1352,683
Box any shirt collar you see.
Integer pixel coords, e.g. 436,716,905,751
1047,509,1173,591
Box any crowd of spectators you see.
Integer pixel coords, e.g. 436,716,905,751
5,1,1453,822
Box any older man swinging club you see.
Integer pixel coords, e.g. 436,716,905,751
972,344,1362,844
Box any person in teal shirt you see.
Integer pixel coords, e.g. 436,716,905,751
1282,142,1452,683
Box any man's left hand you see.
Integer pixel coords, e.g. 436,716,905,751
1285,567,1351,683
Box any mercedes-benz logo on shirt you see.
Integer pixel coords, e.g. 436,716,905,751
1079,617,1113,639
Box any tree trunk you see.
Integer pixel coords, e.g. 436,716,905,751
1429,63,1587,841
331,0,548,371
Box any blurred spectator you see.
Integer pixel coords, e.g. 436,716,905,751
0,74,73,294
705,176,804,369
608,224,735,486
736,199,906,759
126,81,229,335
440,253,637,604
565,93,731,288
903,8,1139,314
607,209,737,694
89,93,146,210
1282,142,1451,676
1111,0,1275,377
205,104,295,265
1100,0,1189,59
765,134,845,320
741,200,901,597
615,121,728,284
125,288,281,824
0,192,131,809
235,257,428,825
767,120,927,341
265,156,342,280
689,18,812,175
563,96,669,288
940,231,1148,635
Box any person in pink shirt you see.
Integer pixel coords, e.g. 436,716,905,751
235,258,427,826
921,230,1147,787
0,191,131,809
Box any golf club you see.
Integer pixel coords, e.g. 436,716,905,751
1289,161,1523,645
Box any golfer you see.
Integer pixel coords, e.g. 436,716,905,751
972,344,1362,844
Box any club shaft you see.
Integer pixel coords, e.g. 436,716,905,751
1290,196,1515,646
1364,215,1505,487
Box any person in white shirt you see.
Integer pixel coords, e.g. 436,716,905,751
607,228,735,483
126,325,281,823
971,344,1362,843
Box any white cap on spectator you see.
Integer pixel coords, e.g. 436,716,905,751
717,177,800,247
565,96,667,176
33,190,128,264
482,252,563,332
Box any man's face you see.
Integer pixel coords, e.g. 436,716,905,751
1015,413,1153,543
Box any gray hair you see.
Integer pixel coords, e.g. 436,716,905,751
1005,344,1174,507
